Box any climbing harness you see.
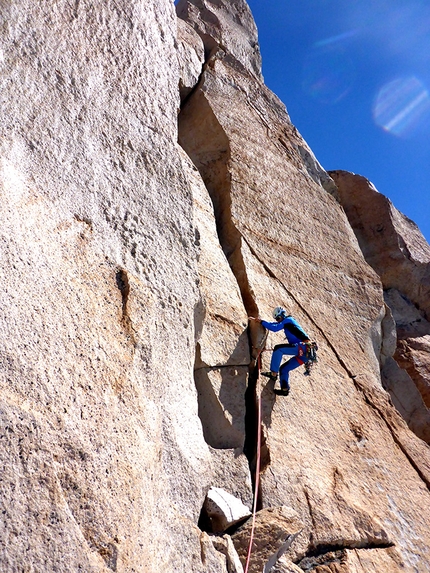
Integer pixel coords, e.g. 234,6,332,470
243,350,263,573
257,341,319,376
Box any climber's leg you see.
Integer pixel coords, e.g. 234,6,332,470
279,356,303,389
270,343,297,373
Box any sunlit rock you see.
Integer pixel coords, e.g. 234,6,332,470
177,0,262,78
232,506,303,572
0,1,212,571
178,2,430,570
208,447,253,509
331,169,430,443
211,535,244,573
177,17,205,101
1,0,430,572
202,487,251,533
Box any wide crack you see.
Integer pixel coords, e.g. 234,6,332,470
297,541,396,571
178,67,265,516
176,27,430,572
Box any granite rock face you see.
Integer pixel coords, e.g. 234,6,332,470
177,17,205,100
177,2,430,572
330,170,430,444
203,486,251,532
1,1,430,573
232,506,303,572
1,1,213,571
176,0,262,79
329,171,430,318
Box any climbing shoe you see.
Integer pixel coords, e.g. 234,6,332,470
274,386,290,396
261,371,278,381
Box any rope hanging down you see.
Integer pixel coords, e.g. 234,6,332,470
243,351,263,573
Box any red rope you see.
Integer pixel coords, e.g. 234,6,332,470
243,352,263,573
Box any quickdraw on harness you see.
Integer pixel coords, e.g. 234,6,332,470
258,341,319,376
300,341,318,376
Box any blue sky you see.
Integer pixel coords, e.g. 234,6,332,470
246,0,430,242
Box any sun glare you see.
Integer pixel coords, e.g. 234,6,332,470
373,76,430,137
302,44,356,104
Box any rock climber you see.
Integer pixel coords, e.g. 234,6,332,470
249,306,316,395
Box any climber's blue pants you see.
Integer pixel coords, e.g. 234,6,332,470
270,343,308,388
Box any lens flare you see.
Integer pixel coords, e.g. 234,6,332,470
314,30,359,48
373,76,430,137
302,44,355,104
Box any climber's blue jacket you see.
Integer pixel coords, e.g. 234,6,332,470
261,315,309,345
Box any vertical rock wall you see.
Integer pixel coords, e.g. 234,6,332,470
177,1,430,572
0,1,219,571
1,1,430,572
330,170,430,444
